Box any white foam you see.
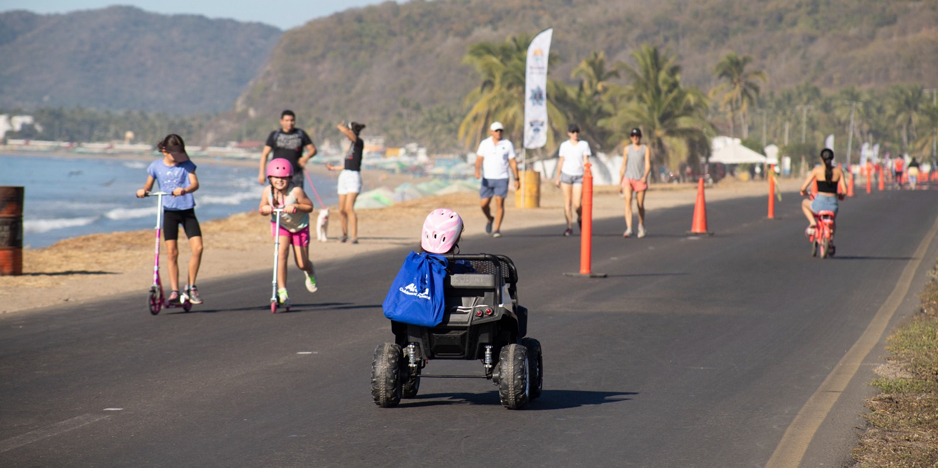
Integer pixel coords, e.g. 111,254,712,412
199,191,257,206
104,206,156,221
24,216,98,233
122,161,147,169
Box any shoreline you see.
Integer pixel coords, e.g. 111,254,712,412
0,171,802,315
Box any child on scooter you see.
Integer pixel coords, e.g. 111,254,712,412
259,158,318,307
135,134,204,304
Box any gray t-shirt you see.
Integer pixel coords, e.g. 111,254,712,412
624,144,647,180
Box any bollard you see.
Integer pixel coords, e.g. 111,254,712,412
847,172,855,197
877,166,884,191
768,166,776,219
564,163,606,278
0,187,24,276
866,165,872,194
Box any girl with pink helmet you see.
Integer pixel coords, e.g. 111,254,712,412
421,208,464,254
259,158,318,308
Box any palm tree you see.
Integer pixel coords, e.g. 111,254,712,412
563,50,621,150
601,44,713,171
458,34,567,152
889,84,927,153
710,52,767,139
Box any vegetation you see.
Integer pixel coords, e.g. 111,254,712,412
853,261,938,466
710,53,767,139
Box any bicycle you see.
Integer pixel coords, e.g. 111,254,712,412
803,193,837,259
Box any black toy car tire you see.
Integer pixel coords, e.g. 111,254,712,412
498,344,529,410
371,343,403,407
402,373,420,398
521,338,542,400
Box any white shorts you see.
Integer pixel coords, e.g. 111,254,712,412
337,169,362,195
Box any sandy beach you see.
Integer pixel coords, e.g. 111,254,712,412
0,154,800,314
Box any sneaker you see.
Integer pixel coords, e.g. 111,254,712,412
186,285,203,304
168,290,181,303
637,226,646,238
623,229,632,238
351,238,359,244
564,228,573,237
304,273,318,293
485,218,493,234
277,288,290,307
340,235,348,243
493,231,502,238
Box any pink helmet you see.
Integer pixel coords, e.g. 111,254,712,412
421,208,463,254
266,158,294,178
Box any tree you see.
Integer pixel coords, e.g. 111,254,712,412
458,34,567,153
601,44,713,171
889,84,927,153
710,52,767,138
562,50,621,151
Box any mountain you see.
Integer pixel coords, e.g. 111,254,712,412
214,0,938,146
0,6,282,114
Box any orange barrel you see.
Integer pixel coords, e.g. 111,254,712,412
0,187,24,276
514,170,540,208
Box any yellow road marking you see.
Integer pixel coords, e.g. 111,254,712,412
766,214,938,468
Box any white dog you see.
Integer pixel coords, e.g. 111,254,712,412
316,209,329,242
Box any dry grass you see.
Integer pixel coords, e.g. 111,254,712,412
852,263,938,467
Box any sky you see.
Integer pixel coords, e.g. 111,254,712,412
0,0,394,30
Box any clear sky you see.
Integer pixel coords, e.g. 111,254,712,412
0,0,393,30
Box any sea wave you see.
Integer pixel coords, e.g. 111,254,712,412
104,206,157,221
24,216,98,233
199,191,258,206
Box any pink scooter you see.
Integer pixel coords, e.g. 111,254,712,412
269,208,289,313
145,192,192,315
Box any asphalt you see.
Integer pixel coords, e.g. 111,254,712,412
1,188,937,467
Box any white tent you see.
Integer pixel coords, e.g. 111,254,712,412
709,141,767,164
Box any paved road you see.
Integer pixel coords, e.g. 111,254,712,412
2,189,937,467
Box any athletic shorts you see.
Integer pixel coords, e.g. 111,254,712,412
271,223,310,247
560,172,583,185
163,208,202,241
337,170,362,195
622,178,647,192
810,194,838,216
480,178,509,198
895,171,902,179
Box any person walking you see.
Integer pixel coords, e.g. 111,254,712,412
474,122,519,238
554,124,591,236
258,110,317,188
619,128,651,238
326,121,366,244
135,134,204,304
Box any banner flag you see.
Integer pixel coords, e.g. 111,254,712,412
825,134,834,151
523,28,553,149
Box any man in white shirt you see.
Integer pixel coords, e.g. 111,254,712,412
474,122,519,238
553,124,591,236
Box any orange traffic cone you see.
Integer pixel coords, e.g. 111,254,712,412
847,172,855,197
687,178,713,236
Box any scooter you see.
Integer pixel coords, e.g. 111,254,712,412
269,208,289,313
145,192,192,315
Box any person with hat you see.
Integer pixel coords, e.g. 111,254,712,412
474,122,519,238
554,123,592,236
135,133,204,304
619,128,651,238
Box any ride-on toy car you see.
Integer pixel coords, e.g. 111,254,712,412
371,254,542,410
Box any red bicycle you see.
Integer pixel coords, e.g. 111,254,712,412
804,193,836,259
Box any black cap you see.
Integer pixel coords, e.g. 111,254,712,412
567,124,580,133
630,128,642,137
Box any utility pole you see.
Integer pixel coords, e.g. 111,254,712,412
796,105,814,144
844,100,858,166
784,121,789,146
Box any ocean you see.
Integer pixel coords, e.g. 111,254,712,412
0,154,339,249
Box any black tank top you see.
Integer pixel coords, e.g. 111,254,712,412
817,178,838,194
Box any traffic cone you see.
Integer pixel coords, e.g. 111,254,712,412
847,172,855,197
687,178,713,236
877,167,884,191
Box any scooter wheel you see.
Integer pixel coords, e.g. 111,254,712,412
271,302,278,314
148,289,161,315
183,301,192,312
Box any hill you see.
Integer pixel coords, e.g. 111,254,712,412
0,6,282,114
213,0,938,148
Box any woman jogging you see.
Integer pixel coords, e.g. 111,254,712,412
326,121,366,244
619,128,651,238
259,158,318,308
554,124,591,236
135,134,204,304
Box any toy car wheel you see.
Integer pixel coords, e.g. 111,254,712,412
498,344,530,410
371,343,403,407
521,338,543,400
402,372,420,399
148,288,161,315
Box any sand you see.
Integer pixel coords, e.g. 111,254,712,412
0,157,800,314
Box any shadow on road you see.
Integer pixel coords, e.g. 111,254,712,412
400,390,636,409
19,270,115,276
603,272,688,279
830,256,914,261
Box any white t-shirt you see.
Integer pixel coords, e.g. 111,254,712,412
476,137,516,179
559,140,592,176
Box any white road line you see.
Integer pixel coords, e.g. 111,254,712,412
766,213,938,468
0,413,110,454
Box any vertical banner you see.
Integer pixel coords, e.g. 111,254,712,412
523,28,553,150
824,134,834,151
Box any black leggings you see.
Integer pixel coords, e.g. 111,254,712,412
163,209,202,241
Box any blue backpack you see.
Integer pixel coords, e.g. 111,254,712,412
383,252,448,327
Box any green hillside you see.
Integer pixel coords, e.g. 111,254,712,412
216,0,938,148
0,6,282,114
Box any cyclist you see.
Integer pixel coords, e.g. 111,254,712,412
799,149,846,237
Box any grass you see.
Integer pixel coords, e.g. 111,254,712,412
852,262,938,467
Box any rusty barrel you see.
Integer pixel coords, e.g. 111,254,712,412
0,187,24,275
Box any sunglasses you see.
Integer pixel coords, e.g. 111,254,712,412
569,130,579,134
493,129,503,132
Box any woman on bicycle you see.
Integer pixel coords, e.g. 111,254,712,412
799,148,846,236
